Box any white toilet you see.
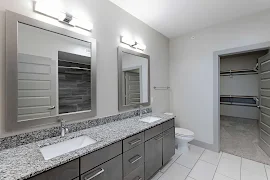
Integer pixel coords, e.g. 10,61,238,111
175,128,195,152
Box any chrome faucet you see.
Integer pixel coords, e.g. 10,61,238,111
139,105,143,118
59,118,69,137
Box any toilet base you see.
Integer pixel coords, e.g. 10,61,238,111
176,141,191,153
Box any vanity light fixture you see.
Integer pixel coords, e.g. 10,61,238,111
120,36,136,46
33,1,93,31
133,42,146,51
120,36,146,51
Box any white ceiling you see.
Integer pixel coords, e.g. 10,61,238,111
109,0,270,38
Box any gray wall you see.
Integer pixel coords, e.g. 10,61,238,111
220,51,266,119
0,0,170,137
169,9,270,144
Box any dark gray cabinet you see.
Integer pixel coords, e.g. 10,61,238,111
162,127,175,165
144,134,163,180
28,159,79,180
124,165,144,180
123,143,144,176
80,141,122,174
81,155,122,180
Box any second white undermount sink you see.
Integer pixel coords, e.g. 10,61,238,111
40,136,96,160
139,116,162,123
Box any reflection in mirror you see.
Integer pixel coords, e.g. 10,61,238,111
118,47,150,111
17,23,91,121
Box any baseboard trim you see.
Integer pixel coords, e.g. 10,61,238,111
190,140,219,152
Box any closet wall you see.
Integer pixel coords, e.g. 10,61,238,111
220,50,268,119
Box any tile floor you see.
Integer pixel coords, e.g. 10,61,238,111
220,115,270,165
150,144,270,180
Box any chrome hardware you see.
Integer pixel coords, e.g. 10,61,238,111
59,118,69,137
133,177,142,180
139,105,143,118
48,106,55,110
154,135,163,141
129,138,141,145
129,155,142,164
85,168,105,180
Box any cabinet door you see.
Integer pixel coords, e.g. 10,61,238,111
163,127,175,165
81,155,122,180
28,159,79,180
145,134,163,180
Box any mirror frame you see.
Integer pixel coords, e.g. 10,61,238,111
117,47,151,111
5,11,97,131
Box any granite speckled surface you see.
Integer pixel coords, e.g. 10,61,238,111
0,113,175,180
0,108,151,151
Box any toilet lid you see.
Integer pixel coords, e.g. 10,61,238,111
175,128,194,137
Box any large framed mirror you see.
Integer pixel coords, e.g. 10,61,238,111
118,47,150,111
6,11,97,131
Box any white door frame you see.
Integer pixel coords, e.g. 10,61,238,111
213,42,270,152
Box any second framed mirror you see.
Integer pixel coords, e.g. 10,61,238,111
118,47,150,111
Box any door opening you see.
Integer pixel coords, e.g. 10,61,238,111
219,49,270,164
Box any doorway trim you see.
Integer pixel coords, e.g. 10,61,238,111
213,42,270,152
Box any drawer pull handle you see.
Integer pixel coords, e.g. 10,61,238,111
133,176,142,180
48,106,55,110
85,168,105,180
155,135,163,141
129,138,141,145
129,155,142,164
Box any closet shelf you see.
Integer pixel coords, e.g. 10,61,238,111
220,102,258,107
220,95,259,107
220,68,258,76
58,66,91,71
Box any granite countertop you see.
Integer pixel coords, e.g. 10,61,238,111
0,113,175,180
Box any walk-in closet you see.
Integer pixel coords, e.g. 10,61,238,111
220,50,270,164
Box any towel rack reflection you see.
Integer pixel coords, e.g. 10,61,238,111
154,86,170,90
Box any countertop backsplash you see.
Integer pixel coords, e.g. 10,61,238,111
0,108,152,151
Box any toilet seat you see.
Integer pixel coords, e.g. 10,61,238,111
175,128,194,138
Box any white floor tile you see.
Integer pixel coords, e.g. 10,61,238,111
176,154,199,169
265,165,270,179
159,163,190,180
175,148,183,155
221,152,241,161
213,173,234,180
241,169,267,180
186,177,195,180
150,172,163,180
160,153,181,173
216,157,241,180
183,145,205,159
189,160,216,180
200,150,222,166
241,158,266,177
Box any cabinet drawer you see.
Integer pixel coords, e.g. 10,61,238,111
81,155,122,180
124,164,144,180
80,141,122,174
123,132,144,152
28,159,79,180
123,143,145,177
145,125,162,141
162,119,174,131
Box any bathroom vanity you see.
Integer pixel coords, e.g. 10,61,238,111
0,115,175,180
27,118,174,180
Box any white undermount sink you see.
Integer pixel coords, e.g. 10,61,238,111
139,116,162,123
40,136,96,160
